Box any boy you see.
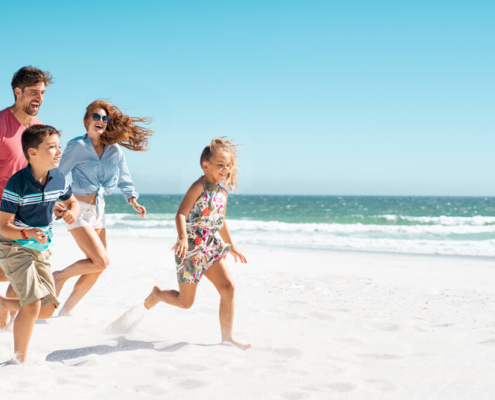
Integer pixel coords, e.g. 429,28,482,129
0,125,80,363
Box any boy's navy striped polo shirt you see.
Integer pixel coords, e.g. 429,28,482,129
0,165,72,230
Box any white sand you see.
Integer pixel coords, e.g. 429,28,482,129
1,233,495,399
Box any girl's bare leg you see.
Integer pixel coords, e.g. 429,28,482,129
55,227,109,316
145,282,198,310
204,259,251,350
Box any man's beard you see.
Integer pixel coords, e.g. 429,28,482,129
22,101,40,116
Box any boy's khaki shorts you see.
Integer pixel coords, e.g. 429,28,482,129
0,238,59,308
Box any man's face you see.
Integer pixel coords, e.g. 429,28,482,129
16,82,46,116
29,134,62,170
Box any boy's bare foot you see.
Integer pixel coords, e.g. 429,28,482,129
0,297,9,329
53,271,66,297
144,286,161,310
222,338,252,350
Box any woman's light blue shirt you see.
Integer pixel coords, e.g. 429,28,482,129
59,134,138,213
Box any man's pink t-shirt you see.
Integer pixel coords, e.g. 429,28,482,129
0,107,42,198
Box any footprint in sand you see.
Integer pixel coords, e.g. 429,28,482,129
370,323,400,332
365,379,396,392
284,313,306,320
15,380,35,389
55,377,72,385
358,354,404,360
430,322,454,328
255,346,304,359
153,368,182,378
177,379,210,390
312,312,335,321
335,338,362,345
74,373,93,379
478,339,495,345
281,391,310,400
134,384,168,395
326,382,357,392
176,363,210,372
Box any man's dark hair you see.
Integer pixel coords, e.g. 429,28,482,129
11,66,54,101
22,125,61,160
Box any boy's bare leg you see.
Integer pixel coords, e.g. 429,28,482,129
145,282,198,310
0,295,20,329
205,259,251,350
14,299,41,363
55,227,109,316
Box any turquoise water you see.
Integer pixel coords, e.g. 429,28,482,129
77,195,495,257
105,195,495,222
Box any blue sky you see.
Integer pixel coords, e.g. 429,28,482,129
1,0,493,195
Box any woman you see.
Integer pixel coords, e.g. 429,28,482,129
54,100,153,316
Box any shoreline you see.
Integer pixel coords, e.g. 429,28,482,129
52,227,495,261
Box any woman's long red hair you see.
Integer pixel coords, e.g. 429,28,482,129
84,100,154,151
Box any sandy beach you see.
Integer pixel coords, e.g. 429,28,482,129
1,233,495,399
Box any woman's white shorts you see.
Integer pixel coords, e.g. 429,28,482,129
67,200,106,230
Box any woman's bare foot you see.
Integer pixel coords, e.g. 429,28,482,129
53,271,67,297
222,338,252,350
58,306,74,317
144,286,161,310
0,297,9,329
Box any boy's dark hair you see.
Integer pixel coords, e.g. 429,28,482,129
11,66,54,101
22,125,61,160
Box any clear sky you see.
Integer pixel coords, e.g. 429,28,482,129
1,0,493,196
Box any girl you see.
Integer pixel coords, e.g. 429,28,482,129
144,138,251,350
54,100,153,316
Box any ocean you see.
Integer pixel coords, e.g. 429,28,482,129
54,195,495,258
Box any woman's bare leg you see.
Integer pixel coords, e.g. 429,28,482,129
204,259,251,350
37,303,57,319
55,227,109,316
145,282,198,310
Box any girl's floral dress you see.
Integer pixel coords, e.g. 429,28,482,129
176,177,231,283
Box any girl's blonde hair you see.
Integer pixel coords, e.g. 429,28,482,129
84,100,154,152
200,137,240,192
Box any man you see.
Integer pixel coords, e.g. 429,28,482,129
0,66,53,287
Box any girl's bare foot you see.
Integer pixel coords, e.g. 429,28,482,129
53,271,67,297
144,286,161,310
222,338,252,350
0,298,9,329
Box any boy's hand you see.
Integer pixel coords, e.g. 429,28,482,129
54,202,66,216
27,228,48,244
230,246,247,263
172,237,188,259
62,210,76,225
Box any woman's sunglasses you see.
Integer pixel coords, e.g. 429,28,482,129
92,113,110,123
